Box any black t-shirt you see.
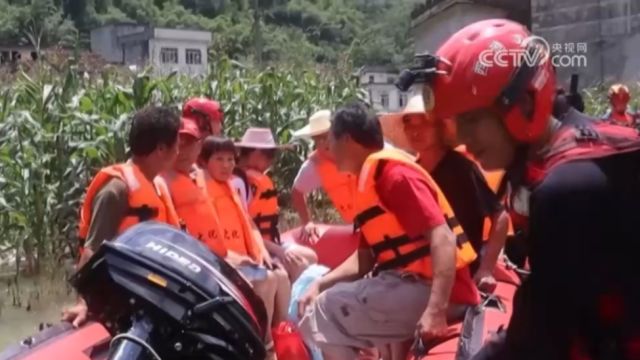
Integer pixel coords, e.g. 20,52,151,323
431,150,504,257
504,149,640,359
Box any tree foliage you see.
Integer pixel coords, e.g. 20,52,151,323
0,0,421,68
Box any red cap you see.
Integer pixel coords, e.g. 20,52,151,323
179,117,202,139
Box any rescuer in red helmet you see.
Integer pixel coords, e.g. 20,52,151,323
398,19,640,359
603,84,639,128
182,97,225,136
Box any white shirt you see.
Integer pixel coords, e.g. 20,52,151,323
230,175,252,211
292,141,396,195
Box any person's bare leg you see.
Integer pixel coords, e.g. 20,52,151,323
272,266,291,324
252,271,278,359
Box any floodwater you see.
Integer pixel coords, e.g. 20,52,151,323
0,273,75,350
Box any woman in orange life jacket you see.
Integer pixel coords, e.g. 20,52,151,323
62,106,182,328
290,109,358,243
381,94,510,293
198,136,288,360
603,84,640,128
233,127,318,282
404,19,640,359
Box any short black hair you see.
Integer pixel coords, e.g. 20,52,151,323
331,101,384,150
199,136,236,163
128,106,180,156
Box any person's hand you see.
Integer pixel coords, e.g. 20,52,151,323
299,222,320,245
261,248,275,270
416,309,449,341
62,299,89,328
297,280,321,318
474,269,497,293
282,247,305,269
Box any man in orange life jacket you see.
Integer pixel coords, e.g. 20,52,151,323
403,19,640,359
156,114,228,258
383,94,510,292
290,109,358,242
297,102,479,360
156,97,227,257
603,84,639,128
62,106,181,327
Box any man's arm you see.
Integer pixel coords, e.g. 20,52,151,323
291,188,311,225
79,178,129,267
478,209,509,275
291,159,321,225
470,163,509,278
318,240,375,291
424,224,457,316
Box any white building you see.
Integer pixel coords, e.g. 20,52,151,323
358,65,421,113
90,23,212,76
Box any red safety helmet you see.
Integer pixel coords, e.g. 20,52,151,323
182,97,224,132
608,84,630,104
427,19,556,143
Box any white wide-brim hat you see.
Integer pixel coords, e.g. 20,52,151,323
292,109,332,139
235,127,286,149
378,95,425,151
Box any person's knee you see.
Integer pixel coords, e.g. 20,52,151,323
299,246,318,264
252,270,277,295
273,266,291,288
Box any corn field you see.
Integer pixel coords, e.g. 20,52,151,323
0,57,364,275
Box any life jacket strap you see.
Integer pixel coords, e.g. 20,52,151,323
373,245,431,276
370,234,427,258
353,205,385,231
127,205,159,222
260,189,278,199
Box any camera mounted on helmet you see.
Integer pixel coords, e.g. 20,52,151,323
395,53,450,93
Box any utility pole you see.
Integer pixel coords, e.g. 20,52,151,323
252,0,263,67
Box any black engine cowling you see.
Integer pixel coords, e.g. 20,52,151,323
72,221,267,360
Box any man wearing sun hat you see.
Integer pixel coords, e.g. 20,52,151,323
382,94,510,291
290,110,359,244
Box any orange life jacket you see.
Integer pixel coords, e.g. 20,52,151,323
78,162,180,256
310,150,357,223
354,149,477,278
157,168,227,257
454,145,515,239
207,176,263,263
246,169,280,243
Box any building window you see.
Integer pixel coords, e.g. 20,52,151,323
369,75,375,84
160,47,178,64
186,48,202,65
380,92,389,108
399,94,407,108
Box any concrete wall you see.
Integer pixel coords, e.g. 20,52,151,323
148,38,209,76
122,41,148,65
532,0,640,86
90,24,146,63
412,1,508,54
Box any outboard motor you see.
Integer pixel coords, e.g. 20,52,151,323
72,222,267,360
